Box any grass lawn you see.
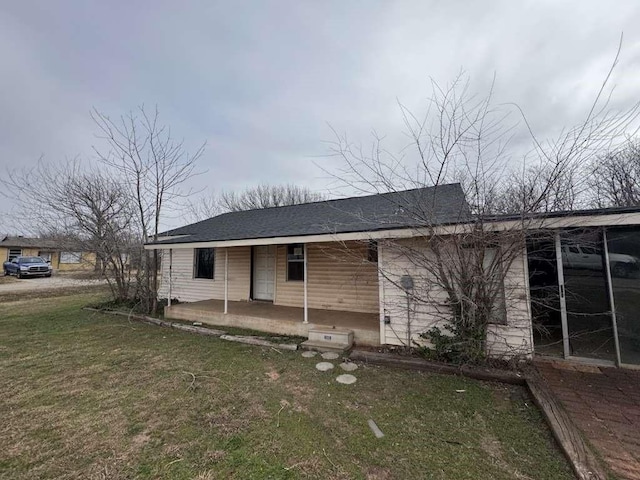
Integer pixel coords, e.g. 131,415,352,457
0,293,573,480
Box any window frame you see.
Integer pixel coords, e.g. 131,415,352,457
286,244,305,282
8,248,22,261
60,252,82,264
193,248,215,280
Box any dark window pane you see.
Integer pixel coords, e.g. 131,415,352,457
287,261,304,281
367,240,378,263
607,227,640,365
194,248,215,279
562,229,615,362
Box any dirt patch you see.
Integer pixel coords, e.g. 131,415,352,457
365,467,393,479
131,431,151,449
265,370,280,381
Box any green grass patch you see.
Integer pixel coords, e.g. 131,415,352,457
0,293,573,479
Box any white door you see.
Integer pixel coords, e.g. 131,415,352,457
253,245,276,301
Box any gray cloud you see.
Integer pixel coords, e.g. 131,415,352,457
1,0,639,231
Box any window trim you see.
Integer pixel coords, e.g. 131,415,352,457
8,248,22,261
193,247,215,280
286,243,305,282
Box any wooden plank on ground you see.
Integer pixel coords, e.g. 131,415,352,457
527,378,606,480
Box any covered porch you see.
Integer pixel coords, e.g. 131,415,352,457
164,299,380,345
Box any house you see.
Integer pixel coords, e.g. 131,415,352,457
145,184,640,368
0,236,97,272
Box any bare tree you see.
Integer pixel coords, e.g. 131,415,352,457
220,184,325,212
328,62,640,363
182,191,223,223
91,105,204,313
2,159,137,301
590,138,640,207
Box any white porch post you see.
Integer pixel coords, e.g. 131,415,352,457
224,248,229,314
168,248,173,307
303,243,308,324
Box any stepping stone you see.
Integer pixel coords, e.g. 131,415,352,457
301,351,317,358
321,352,339,360
339,362,358,372
336,374,357,385
315,362,334,372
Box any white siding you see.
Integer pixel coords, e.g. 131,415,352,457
158,247,251,303
379,238,534,359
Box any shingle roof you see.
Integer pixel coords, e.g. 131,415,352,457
151,183,471,245
0,236,58,249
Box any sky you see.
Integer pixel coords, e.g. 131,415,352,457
1,0,640,231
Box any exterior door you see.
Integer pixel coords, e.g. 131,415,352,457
253,245,276,301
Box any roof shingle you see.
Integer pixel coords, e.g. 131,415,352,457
152,183,470,245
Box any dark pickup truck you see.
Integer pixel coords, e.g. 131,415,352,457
3,256,53,278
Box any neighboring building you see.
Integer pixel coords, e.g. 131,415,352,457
145,184,640,369
0,236,97,271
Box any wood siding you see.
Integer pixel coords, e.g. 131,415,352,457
158,247,251,303
274,242,379,313
378,238,533,358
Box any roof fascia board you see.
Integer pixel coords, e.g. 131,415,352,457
144,211,640,250
144,229,424,250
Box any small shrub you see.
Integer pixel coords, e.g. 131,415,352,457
418,324,486,365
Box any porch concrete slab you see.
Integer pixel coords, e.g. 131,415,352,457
536,359,640,479
166,299,380,345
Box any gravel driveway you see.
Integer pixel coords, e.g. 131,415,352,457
0,276,107,294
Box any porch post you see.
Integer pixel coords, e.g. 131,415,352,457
224,248,229,314
602,228,622,366
168,248,173,307
554,232,570,358
303,243,308,323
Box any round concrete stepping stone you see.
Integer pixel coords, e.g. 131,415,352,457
339,362,358,372
301,351,317,358
336,374,357,385
321,352,339,360
315,362,334,372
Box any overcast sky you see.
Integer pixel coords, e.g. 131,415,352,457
1,1,640,231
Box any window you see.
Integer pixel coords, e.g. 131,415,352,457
194,248,215,279
287,244,305,281
8,248,21,261
38,251,52,262
484,248,507,325
60,252,82,264
367,240,378,263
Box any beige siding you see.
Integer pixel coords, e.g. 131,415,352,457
274,242,379,313
159,246,251,303
379,238,534,359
